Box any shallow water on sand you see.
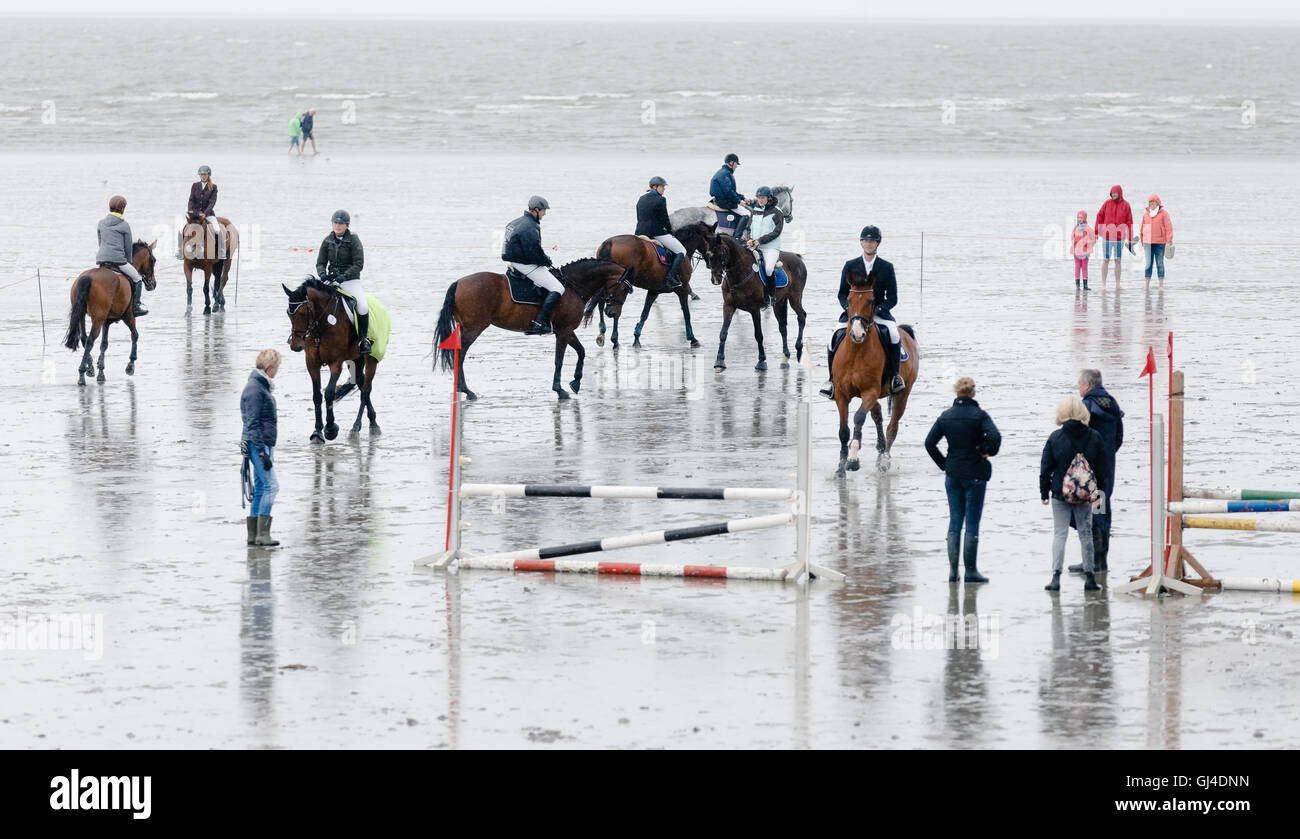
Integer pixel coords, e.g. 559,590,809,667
2,151,1298,747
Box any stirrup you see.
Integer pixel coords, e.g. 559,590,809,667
358,339,373,354
890,375,906,394
526,319,552,336
819,382,834,400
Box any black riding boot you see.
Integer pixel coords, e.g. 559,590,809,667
883,337,903,393
820,347,836,400
131,279,148,317
527,291,562,336
963,533,988,583
947,532,960,582
762,270,775,309
357,312,372,355
664,253,684,289
732,214,750,242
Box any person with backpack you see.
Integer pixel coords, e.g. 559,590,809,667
1040,395,1112,593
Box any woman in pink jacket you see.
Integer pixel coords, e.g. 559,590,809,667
1071,210,1096,291
1140,194,1173,290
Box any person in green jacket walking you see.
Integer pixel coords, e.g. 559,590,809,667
288,112,302,155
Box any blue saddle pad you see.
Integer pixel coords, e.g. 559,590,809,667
715,209,739,234
505,267,549,306
651,241,671,265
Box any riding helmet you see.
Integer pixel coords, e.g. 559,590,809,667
332,209,351,225
198,165,212,175
859,225,882,242
109,195,127,213
724,153,740,164
648,176,667,188
528,195,551,211
755,186,773,197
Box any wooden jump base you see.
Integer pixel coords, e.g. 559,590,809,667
1169,499,1300,514
1184,487,1300,501
420,399,843,583
1182,516,1300,534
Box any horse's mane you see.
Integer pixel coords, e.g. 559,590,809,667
286,276,335,302
132,240,155,270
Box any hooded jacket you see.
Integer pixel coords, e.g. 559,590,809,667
1040,419,1112,501
1082,385,1124,455
240,370,278,450
748,201,784,248
1071,212,1096,257
1094,185,1134,242
1140,196,1173,244
95,213,134,265
925,397,1002,482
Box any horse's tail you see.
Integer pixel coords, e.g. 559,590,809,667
64,273,92,350
433,281,459,372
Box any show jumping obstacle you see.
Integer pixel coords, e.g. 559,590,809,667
1117,370,1300,596
420,397,842,583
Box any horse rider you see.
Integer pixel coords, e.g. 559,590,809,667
315,209,372,355
502,195,563,335
97,195,147,317
177,165,226,271
820,225,905,400
746,185,784,309
636,176,685,289
709,153,751,242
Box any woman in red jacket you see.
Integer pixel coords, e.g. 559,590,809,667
1140,194,1173,291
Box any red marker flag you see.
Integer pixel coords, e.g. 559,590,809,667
438,324,462,350
1139,346,1156,378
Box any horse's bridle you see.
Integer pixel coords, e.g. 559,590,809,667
287,292,340,350
846,287,875,343
710,241,758,292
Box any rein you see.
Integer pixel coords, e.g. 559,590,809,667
287,289,340,350
847,287,875,329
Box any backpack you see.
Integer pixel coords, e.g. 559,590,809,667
1061,452,1098,505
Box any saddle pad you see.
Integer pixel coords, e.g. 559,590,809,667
874,322,911,362
335,293,391,361
506,269,549,306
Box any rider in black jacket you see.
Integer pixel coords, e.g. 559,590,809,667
502,196,562,335
820,226,904,400
635,176,685,288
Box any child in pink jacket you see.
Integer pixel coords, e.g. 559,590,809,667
1071,210,1096,290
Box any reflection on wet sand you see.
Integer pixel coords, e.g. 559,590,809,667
240,555,276,735
1038,589,1116,745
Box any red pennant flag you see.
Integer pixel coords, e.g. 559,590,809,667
437,324,462,350
1139,346,1156,378
1167,332,1173,357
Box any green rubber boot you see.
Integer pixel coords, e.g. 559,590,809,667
246,517,257,546
255,515,280,548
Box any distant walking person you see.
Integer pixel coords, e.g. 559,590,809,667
1069,369,1124,574
242,349,282,548
1071,210,1096,290
288,112,302,155
925,377,1002,584
301,109,318,155
1094,185,1134,287
1140,194,1173,291
1040,395,1112,592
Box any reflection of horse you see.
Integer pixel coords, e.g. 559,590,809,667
670,185,794,233
831,278,919,474
594,222,715,349
434,258,631,401
64,240,157,386
706,233,807,372
182,216,239,315
283,278,382,442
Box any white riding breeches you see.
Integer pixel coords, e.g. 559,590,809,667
732,205,751,217
510,262,564,294
338,279,368,315
757,248,779,277
877,316,900,344
117,262,142,284
208,217,226,257
653,234,687,257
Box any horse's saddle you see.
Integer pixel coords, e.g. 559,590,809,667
750,252,788,288
505,267,552,306
714,209,741,235
636,235,672,265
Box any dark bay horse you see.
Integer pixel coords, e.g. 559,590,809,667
182,216,239,315
831,279,920,475
64,240,157,386
434,258,631,401
284,278,382,442
707,234,807,372
594,221,715,349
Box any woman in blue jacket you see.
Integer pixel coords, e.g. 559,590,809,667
925,377,1001,583
241,349,282,547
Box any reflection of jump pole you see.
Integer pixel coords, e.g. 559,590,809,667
37,269,46,346
234,243,240,305
918,231,923,326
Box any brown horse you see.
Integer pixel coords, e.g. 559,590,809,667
706,233,807,372
182,216,239,315
283,278,381,442
831,279,920,475
64,240,157,387
434,258,632,401
593,221,715,349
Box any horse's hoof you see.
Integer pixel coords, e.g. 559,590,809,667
846,459,860,472
78,376,86,387
125,362,134,376
878,455,892,473
755,360,768,372
554,388,570,401
714,364,726,372
569,379,581,393
350,425,361,435
633,338,642,349
689,339,701,348
185,306,192,316
836,464,847,478
781,360,790,370
596,334,605,347
324,423,339,440
310,432,325,444
370,425,382,436
203,306,211,316
463,390,478,401
690,292,700,301
96,374,105,383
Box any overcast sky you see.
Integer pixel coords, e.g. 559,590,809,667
7,0,1300,19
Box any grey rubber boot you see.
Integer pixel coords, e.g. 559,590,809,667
255,515,280,547
246,517,257,546
1084,571,1101,591
1045,571,1061,591
947,532,960,582
962,532,988,583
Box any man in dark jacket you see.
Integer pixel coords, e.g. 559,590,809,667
635,176,684,289
1041,396,1113,591
96,195,148,317
820,225,903,400
708,153,751,242
316,209,371,354
502,196,562,335
301,109,317,155
925,377,1001,583
1068,368,1125,573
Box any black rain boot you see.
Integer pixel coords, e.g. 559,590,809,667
357,311,373,355
762,270,775,309
246,517,257,546
664,253,684,289
819,347,836,400
962,533,988,583
1075,277,1081,289
1084,571,1101,591
1093,525,1109,572
527,291,562,335
1083,278,1090,291
947,532,960,582
131,279,149,317
1045,570,1061,591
